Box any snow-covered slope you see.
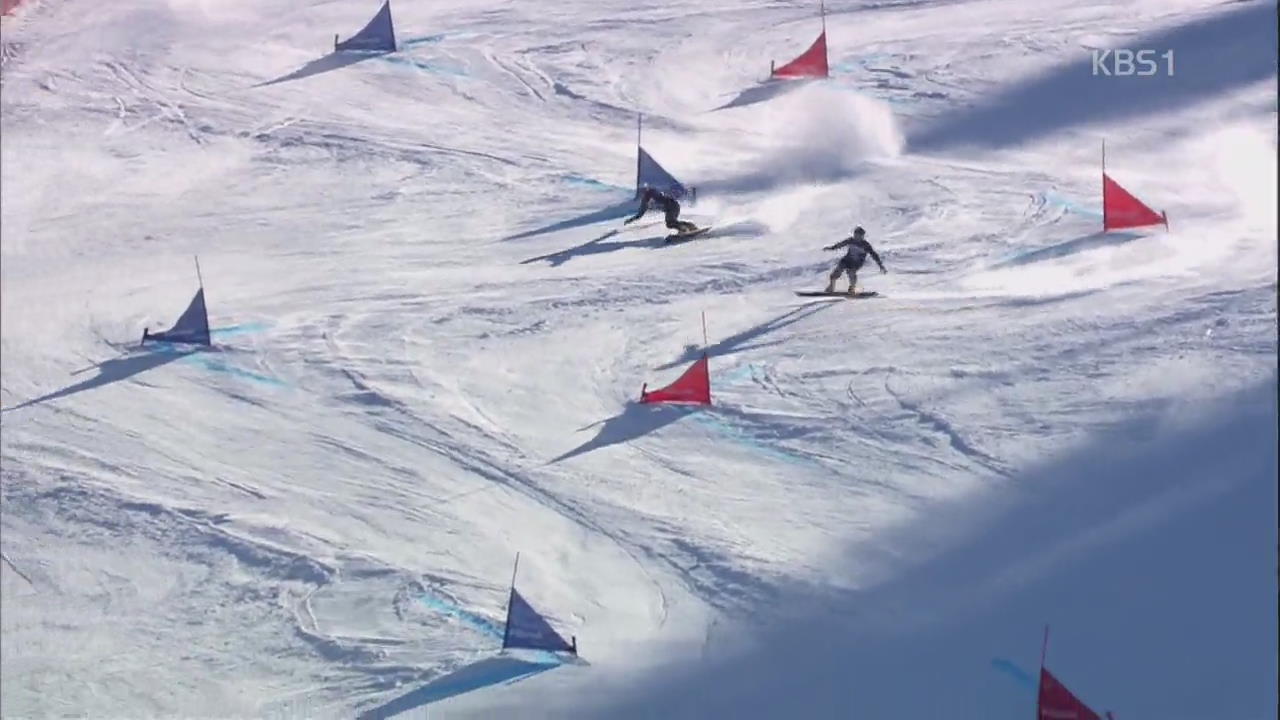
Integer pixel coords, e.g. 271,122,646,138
1,0,1275,717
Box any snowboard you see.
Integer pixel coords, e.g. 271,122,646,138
664,225,712,243
795,290,880,299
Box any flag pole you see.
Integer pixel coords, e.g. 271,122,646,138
701,312,708,349
1035,623,1050,718
194,255,204,289
1101,140,1107,231
635,114,643,196
500,553,520,651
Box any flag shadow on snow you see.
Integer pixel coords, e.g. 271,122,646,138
656,303,835,372
549,402,699,463
255,51,387,88
356,656,561,720
523,376,1278,720
712,78,815,111
1,347,197,413
503,201,637,242
908,2,1277,152
519,229,650,267
521,221,769,267
988,231,1143,270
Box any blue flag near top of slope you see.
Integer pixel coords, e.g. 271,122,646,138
637,147,687,199
336,0,396,53
502,588,575,653
145,287,211,346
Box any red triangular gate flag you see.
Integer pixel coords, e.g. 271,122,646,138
640,354,710,405
1103,173,1166,231
1038,668,1102,720
772,31,829,79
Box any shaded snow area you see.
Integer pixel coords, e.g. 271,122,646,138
1,0,1275,717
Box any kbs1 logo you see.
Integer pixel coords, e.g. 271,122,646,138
1091,49,1174,76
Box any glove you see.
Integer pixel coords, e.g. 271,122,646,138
623,216,636,225
880,266,887,274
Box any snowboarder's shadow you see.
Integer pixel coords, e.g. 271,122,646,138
2,345,198,413
519,229,669,267
549,402,698,463
503,201,636,242
520,220,767,267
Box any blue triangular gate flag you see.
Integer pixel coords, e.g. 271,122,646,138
144,288,211,346
336,0,396,53
637,146,687,199
502,587,575,653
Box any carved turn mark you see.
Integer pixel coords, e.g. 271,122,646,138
1,550,38,592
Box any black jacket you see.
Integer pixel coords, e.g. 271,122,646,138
628,187,680,222
826,236,884,268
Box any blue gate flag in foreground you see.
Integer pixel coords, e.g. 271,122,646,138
143,287,211,346
336,0,396,52
502,587,576,654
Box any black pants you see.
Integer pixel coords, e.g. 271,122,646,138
665,206,695,232
829,255,865,289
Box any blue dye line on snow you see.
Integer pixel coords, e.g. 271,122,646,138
562,174,629,193
716,364,759,386
665,366,820,467
382,55,469,76
209,322,270,338
187,356,288,387
416,592,562,665
401,33,448,48
417,592,505,639
831,53,899,74
1041,191,1103,218
991,658,1038,692
142,330,287,387
691,412,817,468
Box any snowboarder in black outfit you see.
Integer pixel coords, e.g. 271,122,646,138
824,226,885,294
624,185,697,234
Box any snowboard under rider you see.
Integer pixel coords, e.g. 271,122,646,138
624,185,697,234
824,226,885,294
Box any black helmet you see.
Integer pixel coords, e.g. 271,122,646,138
852,226,865,236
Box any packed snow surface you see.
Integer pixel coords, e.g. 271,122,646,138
1,0,1275,717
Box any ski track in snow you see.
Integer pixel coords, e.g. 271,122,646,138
1,0,1275,716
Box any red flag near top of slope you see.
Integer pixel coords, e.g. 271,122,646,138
640,354,711,405
1037,626,1111,720
1101,141,1167,231
770,0,830,79
1038,667,1102,720
1103,174,1167,231
771,31,829,79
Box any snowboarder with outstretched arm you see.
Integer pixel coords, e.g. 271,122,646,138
824,226,885,294
624,185,697,234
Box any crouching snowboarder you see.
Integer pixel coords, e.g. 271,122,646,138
624,184,698,234
823,226,885,294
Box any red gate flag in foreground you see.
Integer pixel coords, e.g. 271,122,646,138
1103,173,1167,231
640,354,710,405
1038,667,1102,720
